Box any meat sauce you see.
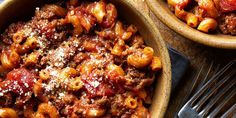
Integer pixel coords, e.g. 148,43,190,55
168,0,236,35
220,0,236,12
0,68,36,106
0,0,162,118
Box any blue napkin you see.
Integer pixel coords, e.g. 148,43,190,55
168,47,190,92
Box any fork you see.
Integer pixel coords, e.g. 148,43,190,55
178,60,236,118
175,60,219,117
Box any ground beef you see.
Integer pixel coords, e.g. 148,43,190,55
219,13,236,35
0,1,158,117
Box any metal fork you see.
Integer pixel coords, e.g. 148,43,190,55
178,60,236,118
175,60,219,116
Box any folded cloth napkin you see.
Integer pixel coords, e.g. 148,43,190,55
168,47,190,92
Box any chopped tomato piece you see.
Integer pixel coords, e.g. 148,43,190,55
220,0,236,12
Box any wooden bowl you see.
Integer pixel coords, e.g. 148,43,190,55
0,0,171,117
146,0,236,49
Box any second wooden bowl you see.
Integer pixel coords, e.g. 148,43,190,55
146,0,236,49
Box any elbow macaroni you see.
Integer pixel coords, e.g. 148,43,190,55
150,56,162,71
111,39,125,56
35,103,59,118
1,49,20,69
197,18,218,32
68,77,84,91
106,64,125,76
127,47,154,68
0,0,162,117
125,96,138,109
168,0,220,33
86,108,106,117
0,108,18,118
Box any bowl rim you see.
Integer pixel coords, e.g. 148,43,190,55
117,1,171,117
0,0,172,117
146,0,236,49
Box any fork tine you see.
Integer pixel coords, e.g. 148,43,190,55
221,104,236,118
207,87,236,118
195,61,214,91
178,61,236,118
175,63,206,118
199,77,236,117
193,70,236,112
189,61,235,106
190,62,206,96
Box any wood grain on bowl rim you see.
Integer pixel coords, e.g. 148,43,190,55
0,0,171,118
146,0,236,49
118,1,172,117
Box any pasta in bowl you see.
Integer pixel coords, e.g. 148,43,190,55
146,0,236,49
0,0,171,118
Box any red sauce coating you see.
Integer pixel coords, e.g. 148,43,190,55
81,71,125,98
220,0,236,12
0,1,160,117
0,68,36,97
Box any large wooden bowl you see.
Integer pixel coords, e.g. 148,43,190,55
0,0,171,117
146,0,236,49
